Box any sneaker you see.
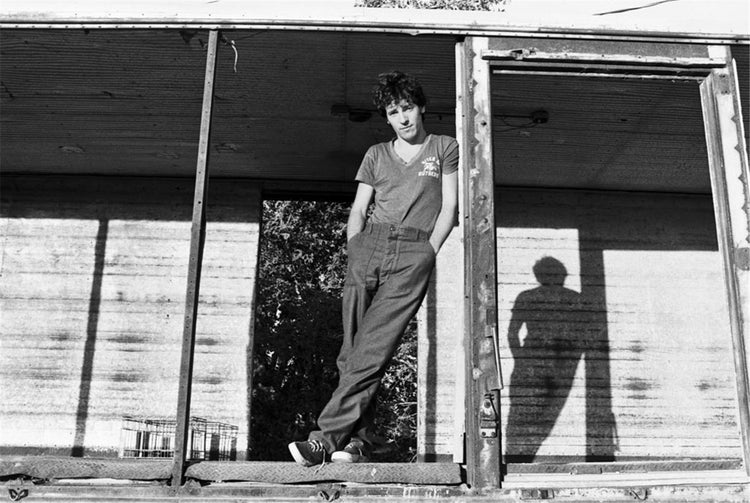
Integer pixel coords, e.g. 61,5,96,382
331,439,370,463
288,440,327,467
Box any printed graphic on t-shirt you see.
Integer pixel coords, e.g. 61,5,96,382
418,156,440,179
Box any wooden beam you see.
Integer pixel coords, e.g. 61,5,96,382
459,36,502,491
484,38,728,79
700,45,750,478
483,37,726,67
4,479,748,502
170,29,219,490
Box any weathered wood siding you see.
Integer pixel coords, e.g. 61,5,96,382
417,230,464,462
0,176,260,458
420,187,743,462
498,188,741,461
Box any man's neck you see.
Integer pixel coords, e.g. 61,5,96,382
395,130,428,148
392,132,428,164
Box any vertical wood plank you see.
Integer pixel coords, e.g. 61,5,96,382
452,38,469,466
459,36,502,490
700,46,750,476
416,231,463,462
171,29,219,490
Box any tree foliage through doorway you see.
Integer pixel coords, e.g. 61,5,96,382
251,200,418,461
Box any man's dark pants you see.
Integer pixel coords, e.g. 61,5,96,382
309,222,436,453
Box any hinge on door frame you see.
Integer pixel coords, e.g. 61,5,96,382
479,390,500,438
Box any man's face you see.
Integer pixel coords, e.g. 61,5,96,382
385,99,425,143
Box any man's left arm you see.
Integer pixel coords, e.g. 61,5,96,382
429,171,458,254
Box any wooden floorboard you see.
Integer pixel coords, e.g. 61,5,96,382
505,458,744,474
0,457,462,485
0,456,171,480
185,461,463,485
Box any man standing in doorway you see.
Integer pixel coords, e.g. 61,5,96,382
289,71,459,466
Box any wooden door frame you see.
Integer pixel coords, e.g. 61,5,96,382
700,46,750,476
457,36,750,491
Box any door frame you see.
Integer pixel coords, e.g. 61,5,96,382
457,36,750,490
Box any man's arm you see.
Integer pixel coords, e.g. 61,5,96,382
428,171,458,253
347,183,374,241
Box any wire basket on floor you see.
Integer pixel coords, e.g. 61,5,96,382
119,416,238,460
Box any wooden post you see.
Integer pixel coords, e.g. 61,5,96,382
170,29,219,490
700,46,750,477
458,36,502,490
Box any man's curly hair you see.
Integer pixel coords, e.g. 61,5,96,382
372,71,427,117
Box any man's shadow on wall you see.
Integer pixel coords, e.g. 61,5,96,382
505,256,618,463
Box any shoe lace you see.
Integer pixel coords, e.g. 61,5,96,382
309,440,328,473
313,458,327,473
345,442,363,455
309,440,325,452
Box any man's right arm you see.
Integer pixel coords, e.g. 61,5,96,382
347,183,374,241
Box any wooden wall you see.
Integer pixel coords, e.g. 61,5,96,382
0,175,260,458
417,230,464,462
1,178,744,462
419,187,743,463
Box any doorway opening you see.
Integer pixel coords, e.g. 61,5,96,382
487,65,747,479
251,198,419,462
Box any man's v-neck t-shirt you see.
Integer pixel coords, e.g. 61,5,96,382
355,134,459,234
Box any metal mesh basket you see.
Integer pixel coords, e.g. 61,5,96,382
119,416,237,460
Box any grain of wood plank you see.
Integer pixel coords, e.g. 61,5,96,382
423,185,743,461
0,175,260,459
